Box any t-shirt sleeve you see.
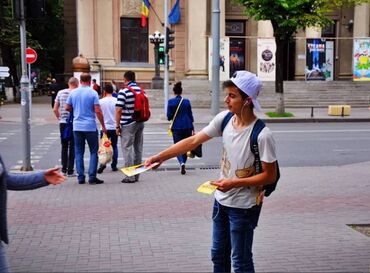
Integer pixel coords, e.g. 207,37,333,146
201,111,229,138
116,90,126,108
65,93,72,105
93,92,99,105
258,128,277,163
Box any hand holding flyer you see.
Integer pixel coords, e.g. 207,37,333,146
197,181,218,195
121,162,159,177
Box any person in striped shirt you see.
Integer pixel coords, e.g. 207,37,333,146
53,77,79,176
115,71,145,183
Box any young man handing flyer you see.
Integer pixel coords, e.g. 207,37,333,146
145,71,279,273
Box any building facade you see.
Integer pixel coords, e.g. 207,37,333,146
65,0,370,85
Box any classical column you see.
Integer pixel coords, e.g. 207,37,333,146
76,0,94,58
96,0,115,65
354,4,370,37
186,0,208,78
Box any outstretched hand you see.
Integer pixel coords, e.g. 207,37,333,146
211,179,235,192
144,155,162,169
44,167,66,185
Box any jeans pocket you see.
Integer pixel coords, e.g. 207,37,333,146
212,200,220,221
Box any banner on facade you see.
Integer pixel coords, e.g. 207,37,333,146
305,39,326,81
257,38,276,81
353,38,370,81
208,37,230,81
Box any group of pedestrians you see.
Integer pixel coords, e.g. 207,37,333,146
1,70,279,273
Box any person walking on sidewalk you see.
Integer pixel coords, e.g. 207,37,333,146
116,71,144,183
167,81,194,175
97,83,119,174
53,77,79,176
145,71,278,273
65,73,107,185
0,154,65,273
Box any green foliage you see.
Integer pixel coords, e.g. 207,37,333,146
265,111,294,118
233,0,370,39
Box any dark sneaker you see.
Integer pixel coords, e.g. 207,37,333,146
111,166,118,172
97,165,106,174
121,178,135,183
89,178,104,185
62,170,67,176
67,171,76,177
181,164,186,175
78,180,85,184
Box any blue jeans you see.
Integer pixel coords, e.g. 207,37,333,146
100,130,118,168
60,123,75,173
0,242,10,273
172,128,193,165
73,131,99,182
211,200,261,273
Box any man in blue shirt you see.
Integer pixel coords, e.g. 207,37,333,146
65,73,107,185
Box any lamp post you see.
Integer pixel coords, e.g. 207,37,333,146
149,31,164,89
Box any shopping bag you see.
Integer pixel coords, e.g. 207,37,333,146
98,134,113,165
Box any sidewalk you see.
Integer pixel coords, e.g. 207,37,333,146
7,161,370,272
1,95,370,124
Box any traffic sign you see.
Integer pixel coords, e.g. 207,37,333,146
26,47,37,64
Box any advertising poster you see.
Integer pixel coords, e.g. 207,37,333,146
208,37,230,81
325,41,334,81
257,38,276,81
305,39,326,81
353,38,370,81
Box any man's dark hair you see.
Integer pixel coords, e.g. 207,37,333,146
104,83,113,94
124,71,136,82
222,80,248,100
92,79,97,83
80,73,92,83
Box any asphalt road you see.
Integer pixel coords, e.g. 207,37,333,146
1,122,370,170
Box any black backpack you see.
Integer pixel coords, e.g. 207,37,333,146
221,112,280,197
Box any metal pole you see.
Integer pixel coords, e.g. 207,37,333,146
154,43,160,79
164,0,169,114
211,0,220,116
28,63,32,119
19,0,32,171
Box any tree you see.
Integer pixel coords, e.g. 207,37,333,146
234,0,370,114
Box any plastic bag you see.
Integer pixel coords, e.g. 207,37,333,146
98,134,113,165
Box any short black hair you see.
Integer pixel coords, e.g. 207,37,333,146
104,83,113,94
173,81,182,95
124,71,135,82
92,79,96,83
222,80,248,100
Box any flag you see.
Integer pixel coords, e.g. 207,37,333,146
141,0,151,27
168,0,180,25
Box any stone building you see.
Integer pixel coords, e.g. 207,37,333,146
64,0,370,86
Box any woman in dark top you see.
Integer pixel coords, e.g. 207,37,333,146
167,81,194,175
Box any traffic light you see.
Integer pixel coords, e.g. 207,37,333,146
158,46,165,65
165,27,175,53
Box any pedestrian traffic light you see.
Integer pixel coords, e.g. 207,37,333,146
165,27,175,53
158,46,165,65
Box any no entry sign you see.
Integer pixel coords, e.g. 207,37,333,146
26,47,37,64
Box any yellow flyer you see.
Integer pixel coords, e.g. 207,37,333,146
197,181,218,195
121,162,159,177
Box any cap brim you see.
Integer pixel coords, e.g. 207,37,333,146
252,98,262,112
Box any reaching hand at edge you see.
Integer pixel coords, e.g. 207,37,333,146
44,167,66,185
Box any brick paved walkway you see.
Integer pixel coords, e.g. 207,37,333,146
6,162,370,272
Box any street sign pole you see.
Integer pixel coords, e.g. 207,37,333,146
211,0,220,116
19,0,33,171
164,0,169,114
28,63,32,119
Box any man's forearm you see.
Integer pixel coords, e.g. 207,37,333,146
96,112,105,128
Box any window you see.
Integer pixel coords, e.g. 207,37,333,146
120,18,148,62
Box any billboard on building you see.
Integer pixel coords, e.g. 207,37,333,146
257,38,276,81
208,37,230,81
353,38,370,81
305,39,326,81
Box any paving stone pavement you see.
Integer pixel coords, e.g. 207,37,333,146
5,160,370,272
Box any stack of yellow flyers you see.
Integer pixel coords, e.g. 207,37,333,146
197,181,218,195
121,162,159,177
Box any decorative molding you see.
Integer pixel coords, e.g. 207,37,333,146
121,0,141,17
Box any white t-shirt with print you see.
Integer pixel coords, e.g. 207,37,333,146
99,96,117,130
202,110,277,209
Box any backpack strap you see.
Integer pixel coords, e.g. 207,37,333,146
221,112,234,134
250,119,266,174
